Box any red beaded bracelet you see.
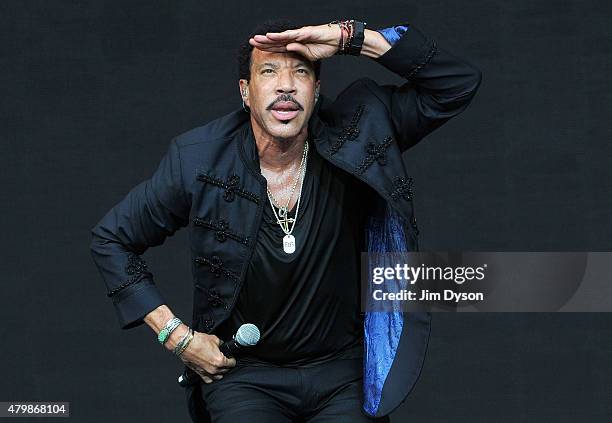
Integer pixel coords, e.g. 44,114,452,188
328,19,354,55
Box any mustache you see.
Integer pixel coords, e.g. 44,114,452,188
267,94,304,111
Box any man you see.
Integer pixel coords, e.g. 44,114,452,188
90,18,481,422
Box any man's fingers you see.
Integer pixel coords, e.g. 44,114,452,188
203,363,233,374
266,28,306,40
207,334,220,346
252,34,284,44
203,353,236,374
265,32,296,40
249,41,289,53
250,38,289,50
200,374,222,383
285,43,308,56
213,354,237,369
257,46,289,53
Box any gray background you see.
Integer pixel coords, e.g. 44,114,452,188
1,0,611,421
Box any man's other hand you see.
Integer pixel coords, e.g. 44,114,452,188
178,331,237,384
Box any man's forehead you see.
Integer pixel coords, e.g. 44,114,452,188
251,48,312,67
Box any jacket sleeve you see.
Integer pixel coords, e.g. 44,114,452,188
370,23,482,152
89,139,190,330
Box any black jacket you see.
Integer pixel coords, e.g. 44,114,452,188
90,23,481,421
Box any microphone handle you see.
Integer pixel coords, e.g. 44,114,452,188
219,338,241,357
178,367,200,387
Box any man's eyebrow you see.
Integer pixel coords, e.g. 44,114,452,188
258,62,280,69
257,61,311,69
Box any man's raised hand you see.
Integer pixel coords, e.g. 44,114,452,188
249,24,342,61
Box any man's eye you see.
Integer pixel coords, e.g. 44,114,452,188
297,69,308,74
262,69,274,74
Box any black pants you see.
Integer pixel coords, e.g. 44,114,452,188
198,355,390,422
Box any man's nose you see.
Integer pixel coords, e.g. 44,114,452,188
275,71,296,94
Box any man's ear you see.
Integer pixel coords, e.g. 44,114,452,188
239,79,250,111
239,79,249,98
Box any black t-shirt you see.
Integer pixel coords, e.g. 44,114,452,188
216,143,375,366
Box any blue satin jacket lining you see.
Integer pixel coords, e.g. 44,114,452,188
363,199,411,416
376,25,410,46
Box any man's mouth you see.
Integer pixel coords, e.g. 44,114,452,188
271,109,299,121
270,101,301,121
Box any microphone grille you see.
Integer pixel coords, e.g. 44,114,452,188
235,323,260,346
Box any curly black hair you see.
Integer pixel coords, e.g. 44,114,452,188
238,18,322,82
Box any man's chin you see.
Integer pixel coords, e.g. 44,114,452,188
269,130,301,141
265,119,304,137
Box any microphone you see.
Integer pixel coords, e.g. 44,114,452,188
219,323,260,358
177,323,260,387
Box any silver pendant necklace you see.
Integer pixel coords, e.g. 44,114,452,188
266,140,309,254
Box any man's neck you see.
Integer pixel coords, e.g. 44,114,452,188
252,122,308,172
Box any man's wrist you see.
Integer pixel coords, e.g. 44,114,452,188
143,304,175,334
360,29,392,59
325,21,345,55
143,304,190,352
329,20,369,56
164,323,191,352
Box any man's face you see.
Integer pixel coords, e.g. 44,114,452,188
240,48,319,141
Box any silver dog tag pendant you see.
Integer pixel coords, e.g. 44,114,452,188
283,234,296,254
